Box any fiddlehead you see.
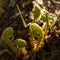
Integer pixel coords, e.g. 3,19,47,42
1,27,14,42
1,27,17,55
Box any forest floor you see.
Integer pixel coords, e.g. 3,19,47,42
0,0,60,60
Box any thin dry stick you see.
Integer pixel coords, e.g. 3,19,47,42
0,49,13,56
52,0,60,5
16,4,27,28
9,13,19,19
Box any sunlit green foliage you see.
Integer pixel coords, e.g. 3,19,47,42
32,1,41,22
41,10,55,29
32,6,40,21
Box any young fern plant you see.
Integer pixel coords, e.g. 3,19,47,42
1,27,28,58
40,10,55,38
16,2,55,53
14,38,27,56
14,38,29,60
41,11,55,29
16,5,44,51
1,27,17,54
28,23,45,51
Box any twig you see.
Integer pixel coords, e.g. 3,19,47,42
9,0,16,7
9,13,19,19
52,0,60,5
0,49,13,56
16,4,27,28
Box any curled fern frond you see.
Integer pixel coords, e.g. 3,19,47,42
29,23,44,38
1,27,14,42
14,38,27,48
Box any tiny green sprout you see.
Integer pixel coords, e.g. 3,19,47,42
1,27,14,42
14,38,27,56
